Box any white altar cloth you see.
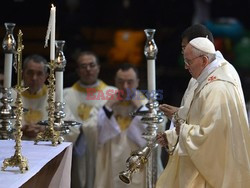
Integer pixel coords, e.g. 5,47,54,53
0,140,72,188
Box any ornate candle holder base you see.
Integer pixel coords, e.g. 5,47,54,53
54,101,66,131
38,120,81,136
61,120,82,134
0,123,12,140
0,87,16,139
2,151,28,173
34,127,63,146
38,102,81,136
2,85,29,173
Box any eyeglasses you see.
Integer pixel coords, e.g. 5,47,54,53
184,55,204,66
79,62,98,69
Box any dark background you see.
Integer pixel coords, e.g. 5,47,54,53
1,0,250,111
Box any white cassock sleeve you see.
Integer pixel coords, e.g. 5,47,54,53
127,116,147,147
98,106,147,147
97,107,121,146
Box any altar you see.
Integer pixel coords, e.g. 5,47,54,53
0,140,72,188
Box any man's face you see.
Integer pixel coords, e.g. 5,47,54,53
115,68,139,99
23,60,47,94
77,54,100,85
183,44,207,79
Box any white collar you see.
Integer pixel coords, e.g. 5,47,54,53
196,51,222,84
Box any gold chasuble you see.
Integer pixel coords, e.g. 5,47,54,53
115,101,132,130
21,85,48,125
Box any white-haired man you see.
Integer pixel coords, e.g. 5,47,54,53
20,54,48,139
156,37,250,188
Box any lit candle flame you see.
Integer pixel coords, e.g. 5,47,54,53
7,36,12,45
149,44,154,52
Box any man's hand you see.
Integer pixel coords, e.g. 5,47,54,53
156,132,168,148
22,124,45,138
105,93,121,109
131,97,144,109
159,104,179,120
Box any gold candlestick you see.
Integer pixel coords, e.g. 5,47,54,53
2,30,28,173
34,59,63,146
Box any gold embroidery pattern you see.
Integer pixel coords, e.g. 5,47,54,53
22,85,47,99
72,80,107,93
119,101,132,106
116,115,132,131
24,109,43,124
77,104,93,120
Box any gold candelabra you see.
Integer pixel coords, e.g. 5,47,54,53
2,30,28,173
34,59,63,146
37,40,81,136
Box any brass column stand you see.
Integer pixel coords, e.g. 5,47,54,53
2,30,28,173
34,60,63,146
37,40,81,135
2,86,29,173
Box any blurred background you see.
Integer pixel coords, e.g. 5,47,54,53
1,0,250,110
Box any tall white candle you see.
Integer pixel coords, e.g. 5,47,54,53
50,5,56,60
56,71,63,102
147,59,156,94
3,54,13,88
